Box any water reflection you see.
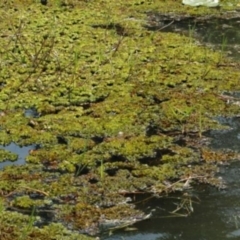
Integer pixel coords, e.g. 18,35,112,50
103,116,240,240
103,183,240,239
208,116,240,151
106,232,168,240
105,17,240,237
147,15,240,60
0,142,36,168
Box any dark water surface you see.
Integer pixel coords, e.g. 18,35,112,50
148,15,240,60
102,17,240,240
102,118,240,239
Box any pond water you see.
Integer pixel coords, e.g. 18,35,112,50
101,17,240,240
147,14,240,60
102,118,240,240
2,14,240,240
0,108,38,168
0,143,36,169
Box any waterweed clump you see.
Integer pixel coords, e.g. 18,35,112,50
0,0,240,238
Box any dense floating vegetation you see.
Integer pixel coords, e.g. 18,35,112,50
1,0,240,238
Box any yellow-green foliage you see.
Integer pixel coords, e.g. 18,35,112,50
0,149,18,162
0,206,93,239
0,0,239,238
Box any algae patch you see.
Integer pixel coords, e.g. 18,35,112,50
0,0,240,238
0,149,17,163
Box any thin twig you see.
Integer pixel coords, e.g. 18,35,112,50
159,20,174,31
21,186,49,196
